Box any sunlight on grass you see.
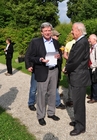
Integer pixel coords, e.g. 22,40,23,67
0,107,36,140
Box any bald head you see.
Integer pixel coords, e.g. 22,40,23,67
88,34,97,45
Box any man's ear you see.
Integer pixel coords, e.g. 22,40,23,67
41,31,43,36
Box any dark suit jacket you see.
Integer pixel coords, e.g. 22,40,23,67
5,44,14,59
26,37,60,82
65,36,91,87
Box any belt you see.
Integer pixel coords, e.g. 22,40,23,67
49,65,58,70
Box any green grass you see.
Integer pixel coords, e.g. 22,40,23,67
0,107,36,140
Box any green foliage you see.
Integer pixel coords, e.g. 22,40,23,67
0,0,64,56
67,0,97,22
0,107,36,140
55,23,72,45
83,19,97,37
3,0,60,29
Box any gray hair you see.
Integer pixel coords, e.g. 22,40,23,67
43,133,59,140
40,22,53,31
89,34,97,41
73,22,87,35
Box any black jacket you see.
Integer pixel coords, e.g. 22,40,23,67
65,36,91,87
5,43,14,59
25,37,61,82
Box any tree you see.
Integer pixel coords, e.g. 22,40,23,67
5,0,64,29
0,0,13,27
66,0,97,22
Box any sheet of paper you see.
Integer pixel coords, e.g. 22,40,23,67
45,52,58,66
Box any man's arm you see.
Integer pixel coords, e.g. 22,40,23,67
65,42,86,73
25,41,34,69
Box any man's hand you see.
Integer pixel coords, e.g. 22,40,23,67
62,67,67,74
54,53,60,59
28,67,33,72
40,57,49,63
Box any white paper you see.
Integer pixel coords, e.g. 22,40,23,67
45,52,58,66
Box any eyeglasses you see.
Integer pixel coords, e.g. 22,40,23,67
56,35,59,37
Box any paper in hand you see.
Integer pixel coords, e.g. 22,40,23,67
45,52,58,66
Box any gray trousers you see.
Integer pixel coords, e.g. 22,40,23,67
36,68,58,119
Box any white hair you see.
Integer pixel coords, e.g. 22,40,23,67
73,22,87,35
89,34,97,41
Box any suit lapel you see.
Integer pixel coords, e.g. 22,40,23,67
53,39,58,51
39,37,46,56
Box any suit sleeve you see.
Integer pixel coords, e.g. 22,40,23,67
65,42,86,73
25,39,42,69
25,41,34,69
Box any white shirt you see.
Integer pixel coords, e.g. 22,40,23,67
5,44,9,54
43,37,56,53
90,43,97,70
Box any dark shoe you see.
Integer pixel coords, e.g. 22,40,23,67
69,121,76,126
70,129,85,136
66,101,73,107
29,105,36,111
60,93,63,98
87,99,97,103
87,95,91,99
56,103,65,109
38,118,46,126
48,115,60,121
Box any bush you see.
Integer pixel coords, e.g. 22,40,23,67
55,23,72,46
83,18,97,37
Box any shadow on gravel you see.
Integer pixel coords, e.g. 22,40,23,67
0,68,6,74
0,87,18,111
13,66,22,74
60,87,75,122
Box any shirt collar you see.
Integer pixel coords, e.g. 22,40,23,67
76,35,85,42
43,37,53,43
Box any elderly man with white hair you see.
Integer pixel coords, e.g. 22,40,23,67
64,22,91,136
88,34,97,103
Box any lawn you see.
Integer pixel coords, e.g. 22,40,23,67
0,107,36,140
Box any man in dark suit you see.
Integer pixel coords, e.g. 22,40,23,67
4,38,14,76
64,22,91,136
26,22,60,126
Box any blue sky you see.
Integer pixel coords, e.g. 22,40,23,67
58,0,70,23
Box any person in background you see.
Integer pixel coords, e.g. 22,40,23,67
25,51,37,111
63,39,75,107
26,22,60,126
52,29,65,109
87,34,97,103
4,38,14,76
64,22,91,136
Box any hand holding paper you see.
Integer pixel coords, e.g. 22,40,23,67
45,52,59,66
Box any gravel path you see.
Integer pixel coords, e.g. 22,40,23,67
0,63,97,140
